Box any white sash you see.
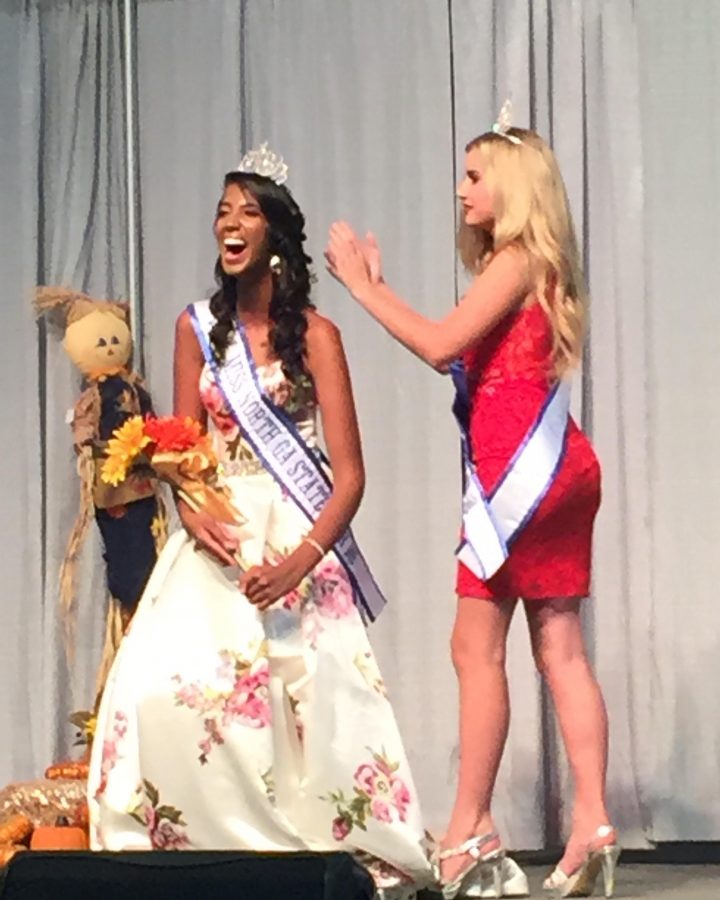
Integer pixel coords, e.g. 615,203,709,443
451,361,570,581
189,300,386,623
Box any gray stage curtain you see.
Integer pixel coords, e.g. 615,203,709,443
451,0,651,848
0,0,130,783
1,0,44,786
136,0,245,412
633,0,720,842
1,0,719,848
238,0,461,833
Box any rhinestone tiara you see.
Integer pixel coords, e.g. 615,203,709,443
236,142,289,185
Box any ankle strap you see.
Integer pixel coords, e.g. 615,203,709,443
438,831,499,861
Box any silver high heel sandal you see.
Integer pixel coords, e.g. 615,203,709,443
463,855,530,898
543,825,621,898
434,832,505,899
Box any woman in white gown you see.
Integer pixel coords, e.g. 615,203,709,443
87,149,432,897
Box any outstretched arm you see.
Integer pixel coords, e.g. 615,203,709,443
325,223,531,369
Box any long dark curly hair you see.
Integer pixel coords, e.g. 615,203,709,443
209,171,315,380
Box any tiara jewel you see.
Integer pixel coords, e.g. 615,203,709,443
236,142,289,185
491,100,522,145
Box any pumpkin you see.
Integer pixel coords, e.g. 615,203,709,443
44,761,90,781
0,815,32,845
30,823,88,850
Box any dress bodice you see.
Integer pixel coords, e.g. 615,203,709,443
199,359,317,476
462,301,555,392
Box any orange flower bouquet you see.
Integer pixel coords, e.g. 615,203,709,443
100,415,243,527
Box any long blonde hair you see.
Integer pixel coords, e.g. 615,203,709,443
457,128,586,377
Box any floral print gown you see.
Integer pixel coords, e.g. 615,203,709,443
87,358,432,891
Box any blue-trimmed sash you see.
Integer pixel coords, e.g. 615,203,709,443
188,300,386,623
450,360,570,581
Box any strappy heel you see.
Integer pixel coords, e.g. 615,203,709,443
462,854,529,898
433,832,505,899
543,825,621,898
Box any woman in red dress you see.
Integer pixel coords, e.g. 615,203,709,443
325,116,618,899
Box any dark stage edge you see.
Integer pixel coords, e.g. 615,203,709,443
3,851,719,899
0,850,375,900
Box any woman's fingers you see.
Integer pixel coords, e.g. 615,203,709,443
195,528,237,567
328,222,362,254
330,220,357,242
239,566,268,601
362,231,382,282
213,522,240,550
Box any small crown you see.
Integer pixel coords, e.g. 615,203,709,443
491,100,522,145
236,142,289,185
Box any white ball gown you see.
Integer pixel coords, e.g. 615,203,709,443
88,355,432,897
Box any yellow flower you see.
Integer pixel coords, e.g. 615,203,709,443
101,454,131,486
101,415,151,486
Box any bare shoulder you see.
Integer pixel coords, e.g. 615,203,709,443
466,244,533,303
175,307,194,335
486,243,532,280
175,307,201,343
174,307,203,359
305,309,343,355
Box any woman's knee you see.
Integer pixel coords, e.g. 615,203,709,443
527,600,587,678
450,622,507,673
532,636,589,681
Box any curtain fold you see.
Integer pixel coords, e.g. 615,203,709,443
449,0,651,849
635,0,720,841
1,0,719,848
0,0,43,786
211,0,461,832
135,0,244,414
0,0,131,780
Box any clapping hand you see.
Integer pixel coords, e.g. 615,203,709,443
325,222,383,297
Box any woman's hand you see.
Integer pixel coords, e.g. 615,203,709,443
239,557,305,610
361,231,383,283
325,222,383,297
178,499,239,567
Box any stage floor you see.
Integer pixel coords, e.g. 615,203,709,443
420,863,720,898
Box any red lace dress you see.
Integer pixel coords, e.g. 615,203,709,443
455,302,601,600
